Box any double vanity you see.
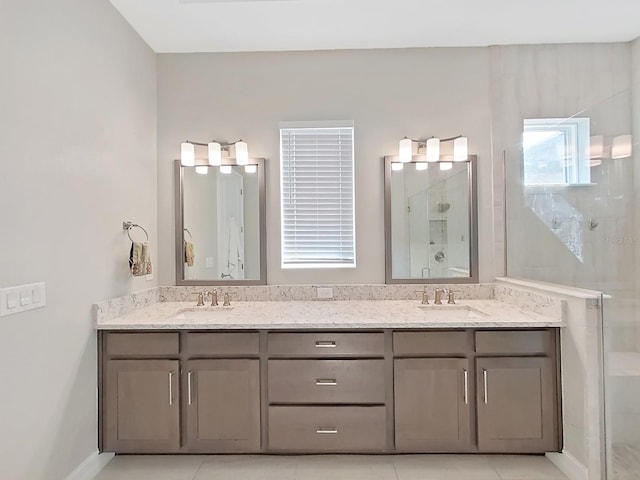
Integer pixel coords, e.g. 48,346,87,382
96,292,564,456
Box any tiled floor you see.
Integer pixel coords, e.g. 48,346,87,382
93,454,570,480
611,443,640,480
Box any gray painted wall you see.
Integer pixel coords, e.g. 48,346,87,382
156,48,494,285
0,1,156,478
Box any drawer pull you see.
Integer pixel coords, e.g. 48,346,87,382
315,378,337,386
316,428,338,434
315,340,337,348
187,371,193,406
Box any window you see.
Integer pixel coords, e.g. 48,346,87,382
280,121,355,268
523,118,591,186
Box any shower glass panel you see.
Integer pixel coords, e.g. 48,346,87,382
504,87,639,480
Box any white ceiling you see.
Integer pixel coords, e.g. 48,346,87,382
110,0,640,53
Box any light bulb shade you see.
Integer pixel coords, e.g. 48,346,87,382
391,162,404,171
612,134,633,159
415,162,429,171
399,138,413,163
589,135,604,159
453,137,468,161
439,162,453,171
220,165,232,174
426,137,440,162
181,142,195,166
235,141,249,165
244,164,257,174
195,166,209,175
208,142,222,166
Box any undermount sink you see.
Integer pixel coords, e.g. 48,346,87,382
172,307,235,320
417,304,488,318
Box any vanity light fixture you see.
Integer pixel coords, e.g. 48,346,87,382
244,164,257,174
440,162,453,171
220,165,232,174
180,139,250,166
195,166,209,175
611,134,633,159
415,162,429,171
398,135,468,163
391,162,404,171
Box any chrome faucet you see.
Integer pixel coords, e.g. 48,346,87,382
222,292,231,307
447,290,456,304
434,288,444,305
196,292,205,306
415,288,429,305
204,289,218,306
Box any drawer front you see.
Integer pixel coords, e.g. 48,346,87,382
105,332,179,357
268,360,385,404
475,330,553,355
268,333,384,358
393,331,469,355
185,332,259,356
268,406,386,451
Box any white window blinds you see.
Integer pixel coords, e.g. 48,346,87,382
280,125,355,268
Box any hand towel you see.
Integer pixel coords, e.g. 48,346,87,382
130,241,152,276
185,241,195,267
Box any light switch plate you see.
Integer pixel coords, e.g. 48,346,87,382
0,282,46,317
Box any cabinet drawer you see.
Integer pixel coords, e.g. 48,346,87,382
105,332,179,357
268,360,385,404
185,332,259,356
475,330,553,355
393,331,469,355
268,406,386,451
268,333,384,358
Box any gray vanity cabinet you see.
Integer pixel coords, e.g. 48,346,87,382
476,356,558,453
184,359,261,452
394,358,472,451
104,359,181,453
474,330,559,453
99,328,560,455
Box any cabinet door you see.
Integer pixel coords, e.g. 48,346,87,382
394,358,471,451
476,357,558,453
184,359,261,452
104,359,180,453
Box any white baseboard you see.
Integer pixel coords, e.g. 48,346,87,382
64,451,114,480
547,451,589,480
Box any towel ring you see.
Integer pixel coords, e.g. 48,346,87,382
123,221,149,242
184,228,193,240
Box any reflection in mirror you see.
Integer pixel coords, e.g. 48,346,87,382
175,159,266,285
384,156,478,283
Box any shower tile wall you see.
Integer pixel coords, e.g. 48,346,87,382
490,43,633,284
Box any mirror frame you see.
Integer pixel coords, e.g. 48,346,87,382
174,158,267,286
384,155,479,284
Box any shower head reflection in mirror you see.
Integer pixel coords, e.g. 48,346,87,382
384,155,478,284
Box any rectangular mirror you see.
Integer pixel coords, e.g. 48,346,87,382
175,159,266,285
384,155,478,283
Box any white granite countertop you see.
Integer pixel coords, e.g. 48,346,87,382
95,299,565,330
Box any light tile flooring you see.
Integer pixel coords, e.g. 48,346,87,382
93,454,569,480
611,444,640,480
